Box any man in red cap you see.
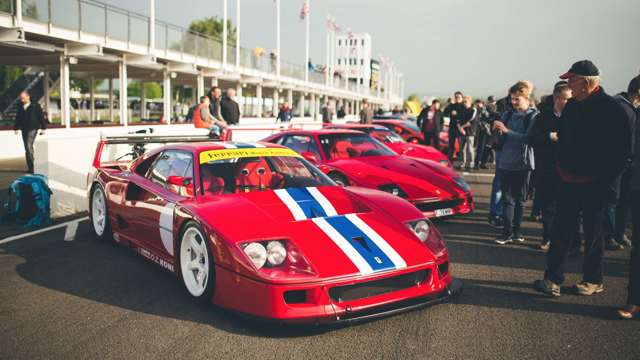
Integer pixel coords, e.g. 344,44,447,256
534,60,631,297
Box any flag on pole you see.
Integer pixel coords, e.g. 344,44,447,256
327,15,340,32
299,1,310,20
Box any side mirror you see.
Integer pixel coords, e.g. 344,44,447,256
301,151,318,163
167,175,192,187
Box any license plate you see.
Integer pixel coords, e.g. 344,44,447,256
434,208,454,217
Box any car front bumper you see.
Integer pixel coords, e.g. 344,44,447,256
212,261,459,324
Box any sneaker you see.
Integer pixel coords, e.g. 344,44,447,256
533,279,561,297
488,218,503,229
539,240,550,251
495,236,513,245
512,235,525,243
616,305,640,320
606,238,624,251
575,281,604,296
618,234,632,248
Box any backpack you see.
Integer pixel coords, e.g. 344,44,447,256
3,174,52,227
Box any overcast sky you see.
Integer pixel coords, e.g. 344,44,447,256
106,0,640,98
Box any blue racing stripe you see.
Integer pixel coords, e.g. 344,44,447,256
324,216,396,272
286,188,328,219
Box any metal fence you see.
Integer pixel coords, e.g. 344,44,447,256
4,0,388,94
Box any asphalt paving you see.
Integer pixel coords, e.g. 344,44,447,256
1,173,638,360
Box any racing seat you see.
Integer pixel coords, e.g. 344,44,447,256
201,167,226,195
330,140,359,159
235,158,274,192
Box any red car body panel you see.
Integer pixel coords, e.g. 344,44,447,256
88,140,459,323
373,118,452,152
326,123,451,167
262,130,473,218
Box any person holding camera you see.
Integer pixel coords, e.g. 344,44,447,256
492,80,538,245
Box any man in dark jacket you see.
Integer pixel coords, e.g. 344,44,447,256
616,75,640,319
220,88,241,125
534,60,631,297
207,86,223,123
611,76,640,250
14,91,47,173
530,81,571,250
443,91,466,163
417,100,443,149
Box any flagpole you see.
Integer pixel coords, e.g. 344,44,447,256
276,0,281,79
235,0,240,69
325,14,330,86
222,0,228,69
304,0,310,83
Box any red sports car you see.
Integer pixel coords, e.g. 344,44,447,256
325,123,451,168
373,117,452,152
262,129,473,218
88,136,461,324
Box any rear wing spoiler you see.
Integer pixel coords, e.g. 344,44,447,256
92,133,213,168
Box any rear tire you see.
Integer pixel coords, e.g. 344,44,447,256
178,222,215,303
90,184,113,241
329,172,349,186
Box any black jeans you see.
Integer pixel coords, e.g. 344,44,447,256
21,129,38,173
536,174,559,243
545,181,607,285
628,191,640,305
447,132,458,161
615,168,632,242
423,131,439,150
498,169,530,238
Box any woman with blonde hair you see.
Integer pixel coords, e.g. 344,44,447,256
493,80,539,245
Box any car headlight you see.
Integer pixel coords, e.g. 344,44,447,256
243,240,288,269
243,242,267,269
454,177,471,193
406,219,447,257
266,241,287,266
407,220,430,243
378,184,408,198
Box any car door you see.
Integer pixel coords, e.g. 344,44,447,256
134,150,194,258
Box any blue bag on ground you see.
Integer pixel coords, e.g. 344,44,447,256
3,174,52,227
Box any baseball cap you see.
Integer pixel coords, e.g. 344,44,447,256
559,60,600,79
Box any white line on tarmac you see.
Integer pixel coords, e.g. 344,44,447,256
64,220,80,242
461,172,494,177
0,217,89,245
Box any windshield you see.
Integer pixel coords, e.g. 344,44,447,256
318,133,396,160
370,129,405,144
199,155,333,195
401,121,420,133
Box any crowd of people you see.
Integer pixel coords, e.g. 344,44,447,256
418,60,640,319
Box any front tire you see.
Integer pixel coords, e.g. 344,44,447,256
90,184,113,241
178,222,215,303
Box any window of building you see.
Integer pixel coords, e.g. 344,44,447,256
338,39,342,46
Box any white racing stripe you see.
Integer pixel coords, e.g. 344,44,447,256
312,217,374,275
306,187,338,217
273,189,307,221
0,217,89,245
345,214,407,270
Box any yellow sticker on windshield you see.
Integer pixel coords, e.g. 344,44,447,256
199,147,301,164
